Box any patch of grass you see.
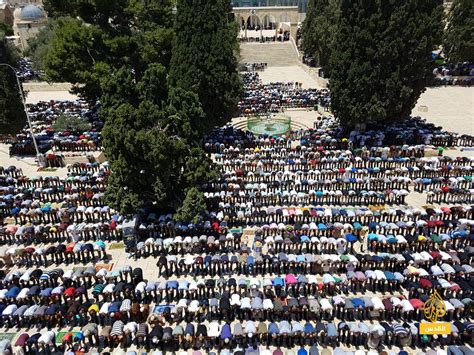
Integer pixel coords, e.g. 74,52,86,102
108,242,124,250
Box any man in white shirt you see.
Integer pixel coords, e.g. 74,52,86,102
38,330,55,348
208,321,220,348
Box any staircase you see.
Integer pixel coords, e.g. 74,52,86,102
239,42,299,66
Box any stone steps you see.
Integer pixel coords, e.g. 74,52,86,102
239,42,299,66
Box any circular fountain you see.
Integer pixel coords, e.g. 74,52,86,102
247,113,291,136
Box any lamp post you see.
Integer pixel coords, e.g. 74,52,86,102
0,63,44,166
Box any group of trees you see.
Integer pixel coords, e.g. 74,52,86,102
28,0,241,220
302,0,471,127
301,0,339,72
443,0,474,64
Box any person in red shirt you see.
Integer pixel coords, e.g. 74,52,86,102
61,332,74,351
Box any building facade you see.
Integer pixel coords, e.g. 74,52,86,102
6,0,42,6
12,3,47,51
231,0,308,14
0,2,14,27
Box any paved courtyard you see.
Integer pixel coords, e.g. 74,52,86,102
413,86,474,136
0,43,472,354
239,43,474,136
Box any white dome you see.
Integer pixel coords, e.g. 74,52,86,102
20,5,44,21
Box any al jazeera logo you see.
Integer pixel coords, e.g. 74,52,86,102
420,290,451,335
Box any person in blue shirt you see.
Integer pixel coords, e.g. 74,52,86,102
326,323,338,347
267,322,279,347
272,276,285,297
303,322,316,345
245,255,255,276
351,298,365,321
219,322,233,349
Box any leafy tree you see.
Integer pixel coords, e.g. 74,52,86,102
0,35,25,134
43,0,72,18
175,187,207,224
301,0,340,72
443,0,474,63
329,0,443,128
42,17,106,101
52,113,91,132
169,0,242,130
39,0,225,219
39,1,174,102
25,20,57,72
101,65,215,216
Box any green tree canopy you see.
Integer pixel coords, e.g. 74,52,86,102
443,0,474,63
169,0,242,130
25,20,57,72
301,0,340,72
0,35,26,134
329,0,443,128
43,0,72,18
175,187,207,224
101,66,215,216
36,0,237,219
52,113,91,132
40,1,174,102
0,23,13,37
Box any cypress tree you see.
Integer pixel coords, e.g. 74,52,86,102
0,35,25,134
169,0,242,131
301,0,339,72
329,0,443,128
39,0,212,219
443,0,474,63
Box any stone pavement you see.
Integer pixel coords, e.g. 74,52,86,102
413,87,474,136
0,144,68,179
257,66,325,89
239,42,298,67
23,82,78,104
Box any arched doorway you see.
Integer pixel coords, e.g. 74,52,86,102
235,14,246,30
246,14,261,30
280,13,291,23
262,14,276,30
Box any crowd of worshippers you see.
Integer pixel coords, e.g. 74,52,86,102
432,62,473,86
204,125,473,209
0,118,473,353
239,63,268,72
7,100,102,157
15,58,43,82
311,115,474,148
0,260,473,353
238,72,328,115
433,62,473,78
432,76,473,86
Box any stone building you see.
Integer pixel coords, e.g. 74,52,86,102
0,1,14,27
6,0,42,6
11,3,47,51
